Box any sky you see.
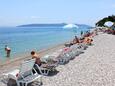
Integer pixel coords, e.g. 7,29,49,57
0,0,115,26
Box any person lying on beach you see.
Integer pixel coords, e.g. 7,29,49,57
84,37,93,45
106,29,115,35
5,45,11,57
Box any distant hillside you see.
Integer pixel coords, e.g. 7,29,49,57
17,23,66,28
76,24,92,29
17,23,91,29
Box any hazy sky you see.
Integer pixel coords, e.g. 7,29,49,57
0,0,115,26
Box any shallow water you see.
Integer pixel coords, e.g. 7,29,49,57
0,26,90,60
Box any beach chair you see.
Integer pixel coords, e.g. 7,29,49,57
79,43,88,50
35,59,58,76
58,52,70,65
1,69,20,84
8,59,42,86
68,50,77,59
70,45,83,55
35,64,50,76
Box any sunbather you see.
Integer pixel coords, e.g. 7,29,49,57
31,51,57,75
84,37,93,45
31,51,48,73
65,36,80,47
72,36,80,44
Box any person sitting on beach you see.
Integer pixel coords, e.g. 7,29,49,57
31,51,49,67
31,51,56,75
31,51,41,66
72,36,80,44
64,36,80,47
5,45,11,57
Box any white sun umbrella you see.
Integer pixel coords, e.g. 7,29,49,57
104,21,114,27
63,24,79,36
63,24,79,29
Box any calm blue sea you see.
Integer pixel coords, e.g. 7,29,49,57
0,26,90,61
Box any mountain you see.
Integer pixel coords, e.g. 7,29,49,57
76,24,92,29
17,23,91,29
17,23,66,28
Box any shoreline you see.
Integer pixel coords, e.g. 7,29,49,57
0,42,66,67
3,27,115,86
0,27,95,68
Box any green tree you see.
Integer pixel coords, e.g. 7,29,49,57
96,15,115,27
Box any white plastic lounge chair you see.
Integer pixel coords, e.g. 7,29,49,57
72,43,88,50
79,43,88,50
2,69,20,84
35,59,58,76
40,55,50,63
35,64,50,76
70,47,81,56
58,52,70,65
8,59,42,86
67,50,76,59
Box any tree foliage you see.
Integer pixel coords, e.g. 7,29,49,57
96,15,115,27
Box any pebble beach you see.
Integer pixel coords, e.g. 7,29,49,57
1,32,115,86
42,33,115,86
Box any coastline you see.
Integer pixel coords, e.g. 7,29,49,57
0,42,66,67
0,27,96,86
2,28,115,85
0,27,95,73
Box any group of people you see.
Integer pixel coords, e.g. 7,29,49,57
104,28,115,35
65,31,94,47
4,44,48,73
4,45,49,73
4,45,42,66
4,30,95,71
4,45,41,67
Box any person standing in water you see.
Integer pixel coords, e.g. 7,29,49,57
5,45,11,57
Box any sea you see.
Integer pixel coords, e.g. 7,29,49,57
0,25,91,61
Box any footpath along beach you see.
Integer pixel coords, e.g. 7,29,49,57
1,31,115,86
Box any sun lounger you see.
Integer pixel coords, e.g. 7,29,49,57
34,54,58,76
35,64,50,76
57,52,71,65
70,45,84,54
35,62,57,76
1,69,20,84
8,59,42,86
